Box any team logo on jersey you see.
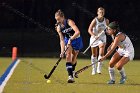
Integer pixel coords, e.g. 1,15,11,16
62,27,73,33
97,24,105,29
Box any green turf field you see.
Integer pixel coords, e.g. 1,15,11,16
0,58,12,76
1,57,140,93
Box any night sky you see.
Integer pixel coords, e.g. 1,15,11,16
0,0,139,58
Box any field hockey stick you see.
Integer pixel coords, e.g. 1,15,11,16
82,30,105,55
44,47,69,80
74,60,99,77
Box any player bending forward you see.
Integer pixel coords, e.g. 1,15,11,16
100,22,134,84
88,7,109,75
55,9,83,83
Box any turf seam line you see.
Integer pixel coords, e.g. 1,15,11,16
0,59,20,93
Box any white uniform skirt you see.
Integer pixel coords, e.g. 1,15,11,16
117,46,134,61
90,35,106,48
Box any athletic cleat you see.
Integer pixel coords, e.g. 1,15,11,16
97,70,101,74
97,72,101,74
67,76,75,83
92,72,96,75
119,76,127,84
107,80,115,84
91,70,96,75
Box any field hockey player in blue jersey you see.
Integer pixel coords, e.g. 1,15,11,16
55,9,83,83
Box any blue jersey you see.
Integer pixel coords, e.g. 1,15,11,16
60,19,75,38
60,19,83,50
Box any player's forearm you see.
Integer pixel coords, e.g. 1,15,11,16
57,30,65,53
104,44,117,58
88,28,95,36
104,49,114,59
60,40,65,53
107,43,113,52
70,31,80,40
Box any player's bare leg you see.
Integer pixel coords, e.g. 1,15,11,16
72,50,79,78
108,52,121,84
66,45,75,83
116,57,129,84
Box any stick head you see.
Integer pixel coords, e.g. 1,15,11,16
81,52,89,56
73,72,79,78
44,74,48,79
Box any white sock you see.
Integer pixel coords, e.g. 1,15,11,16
97,55,103,73
118,67,126,78
91,56,97,72
109,67,115,81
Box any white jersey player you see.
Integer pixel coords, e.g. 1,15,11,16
100,21,134,84
88,7,109,75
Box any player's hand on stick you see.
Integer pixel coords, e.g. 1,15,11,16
91,35,96,38
91,35,97,42
99,56,106,62
60,52,64,58
55,22,60,31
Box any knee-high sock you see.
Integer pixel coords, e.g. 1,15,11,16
91,56,97,69
109,67,115,81
72,62,77,71
118,67,126,78
66,62,73,77
97,55,103,73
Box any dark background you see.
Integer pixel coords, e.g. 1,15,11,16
0,0,139,58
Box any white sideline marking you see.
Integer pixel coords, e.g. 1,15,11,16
0,59,20,93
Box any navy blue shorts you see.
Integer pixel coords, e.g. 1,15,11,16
64,37,83,51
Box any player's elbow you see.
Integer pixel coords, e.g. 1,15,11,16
77,31,80,35
75,30,80,36
88,28,92,34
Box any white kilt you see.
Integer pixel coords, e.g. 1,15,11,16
117,47,134,60
90,35,106,48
